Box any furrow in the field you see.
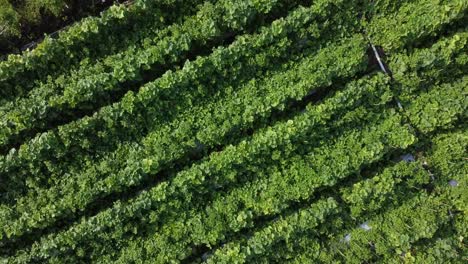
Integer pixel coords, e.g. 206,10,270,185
0,0,208,103
0,0,307,151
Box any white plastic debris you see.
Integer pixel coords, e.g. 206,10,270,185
396,99,403,110
370,44,389,75
343,234,351,243
429,172,435,182
400,154,415,162
449,180,458,187
359,222,372,231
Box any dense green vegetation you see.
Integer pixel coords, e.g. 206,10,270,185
0,0,466,263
